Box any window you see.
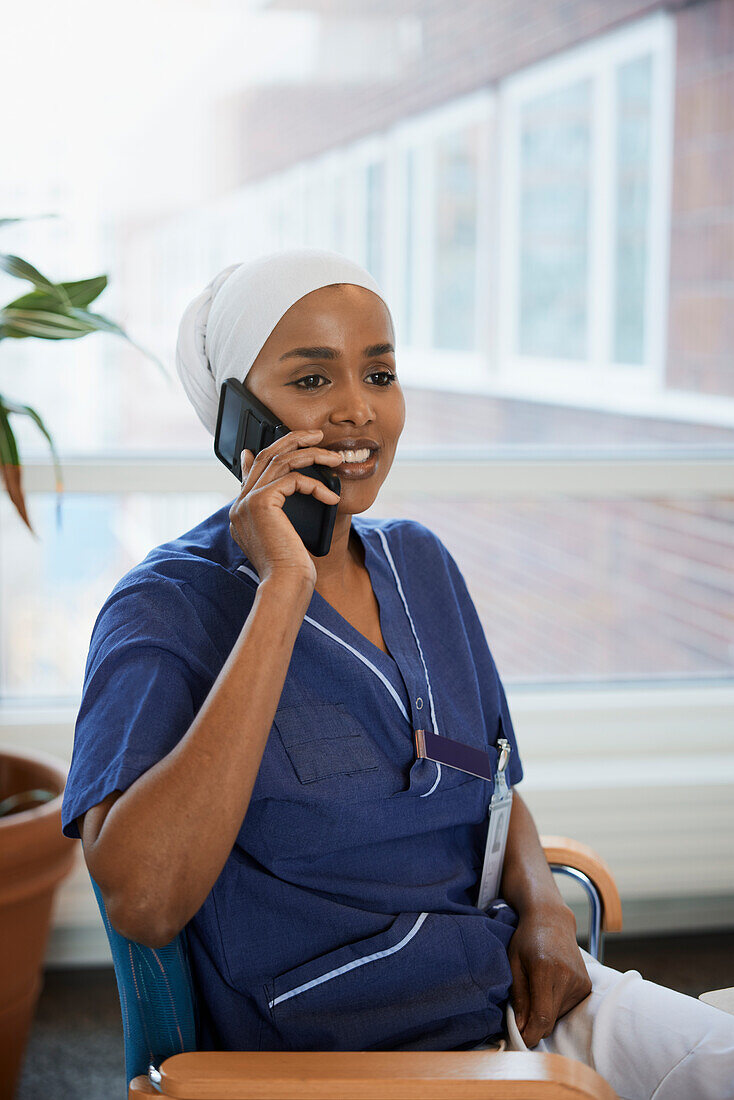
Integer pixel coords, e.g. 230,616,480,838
390,91,492,388
365,160,386,286
498,14,674,396
614,53,653,365
518,78,592,361
402,146,417,345
433,125,480,350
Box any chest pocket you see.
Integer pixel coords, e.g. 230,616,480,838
274,703,385,795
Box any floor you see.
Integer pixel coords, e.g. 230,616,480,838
15,931,734,1100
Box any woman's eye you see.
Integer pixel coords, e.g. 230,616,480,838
371,371,397,386
292,371,396,391
293,374,325,391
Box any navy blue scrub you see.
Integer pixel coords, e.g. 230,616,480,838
62,504,524,1052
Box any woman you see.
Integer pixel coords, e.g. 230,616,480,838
61,249,734,1099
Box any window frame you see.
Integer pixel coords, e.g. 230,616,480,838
496,12,675,403
390,90,494,387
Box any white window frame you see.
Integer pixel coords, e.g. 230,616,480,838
390,90,494,389
349,134,390,284
496,12,675,406
298,150,346,256
274,162,309,251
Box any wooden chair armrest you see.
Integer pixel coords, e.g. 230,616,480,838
154,1050,618,1099
130,1077,159,1097
541,835,623,933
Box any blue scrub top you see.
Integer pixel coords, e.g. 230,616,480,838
62,503,524,1052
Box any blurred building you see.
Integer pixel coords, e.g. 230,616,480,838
101,0,734,686
3,0,733,693
124,0,734,439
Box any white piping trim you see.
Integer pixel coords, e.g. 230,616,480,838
302,615,410,725
422,764,442,797
236,563,410,725
374,529,441,735
374,528,442,796
268,912,429,1010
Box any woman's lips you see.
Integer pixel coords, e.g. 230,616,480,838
332,449,379,479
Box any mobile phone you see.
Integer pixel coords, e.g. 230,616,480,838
214,377,341,557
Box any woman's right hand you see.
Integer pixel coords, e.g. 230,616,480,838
228,428,343,588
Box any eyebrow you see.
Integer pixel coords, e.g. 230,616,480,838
278,343,395,363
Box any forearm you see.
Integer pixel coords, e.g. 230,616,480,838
499,790,569,917
500,793,591,1043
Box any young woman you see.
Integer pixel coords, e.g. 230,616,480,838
62,249,734,1099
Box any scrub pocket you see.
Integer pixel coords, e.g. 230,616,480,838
274,702,386,799
263,911,508,1051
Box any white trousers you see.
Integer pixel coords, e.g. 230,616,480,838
476,948,734,1100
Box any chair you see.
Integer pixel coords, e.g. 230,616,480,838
90,835,623,1100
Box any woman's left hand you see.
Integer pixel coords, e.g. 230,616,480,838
508,902,592,1048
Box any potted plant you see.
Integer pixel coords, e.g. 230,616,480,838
0,216,168,1098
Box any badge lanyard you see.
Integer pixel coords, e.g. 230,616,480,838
477,737,513,910
415,729,513,910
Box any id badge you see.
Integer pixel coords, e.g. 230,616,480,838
477,738,513,911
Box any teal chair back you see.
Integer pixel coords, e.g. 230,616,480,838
89,875,198,1084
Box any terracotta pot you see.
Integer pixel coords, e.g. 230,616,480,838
0,746,76,1100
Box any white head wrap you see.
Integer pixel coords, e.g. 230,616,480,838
175,248,390,436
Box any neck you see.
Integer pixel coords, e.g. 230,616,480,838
312,515,363,595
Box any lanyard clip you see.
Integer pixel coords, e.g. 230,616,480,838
492,738,511,803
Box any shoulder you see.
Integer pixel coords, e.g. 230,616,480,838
355,515,447,559
87,500,248,664
355,516,458,586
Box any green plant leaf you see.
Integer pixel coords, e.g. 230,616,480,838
0,253,72,310
1,253,56,290
0,401,19,465
59,275,107,306
1,290,64,314
0,392,64,535
0,307,96,339
69,308,171,380
0,400,34,533
69,307,126,336
0,394,63,476
0,303,170,379
3,276,107,313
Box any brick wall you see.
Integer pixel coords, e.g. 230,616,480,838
236,0,674,182
667,0,734,397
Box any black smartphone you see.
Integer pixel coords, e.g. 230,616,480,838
214,377,341,557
